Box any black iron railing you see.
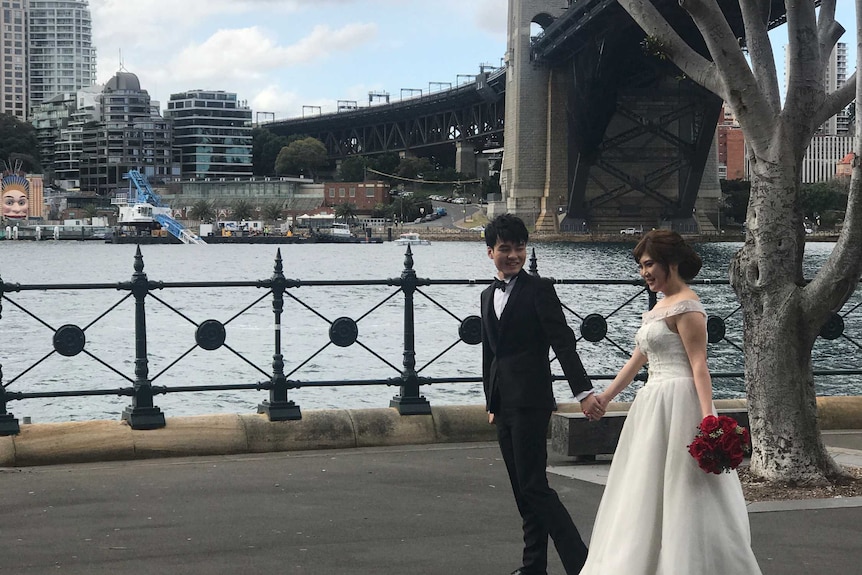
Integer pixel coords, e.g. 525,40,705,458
1,247,860,434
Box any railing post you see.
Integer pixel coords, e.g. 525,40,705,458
647,288,658,310
258,249,301,420
0,367,20,436
122,247,166,430
0,271,20,435
390,245,431,415
528,248,539,276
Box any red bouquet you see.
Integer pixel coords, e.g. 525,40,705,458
687,415,751,474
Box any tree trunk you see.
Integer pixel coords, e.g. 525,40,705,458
730,155,844,483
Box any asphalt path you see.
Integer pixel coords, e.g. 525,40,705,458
3,439,861,575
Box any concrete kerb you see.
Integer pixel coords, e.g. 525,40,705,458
0,404,498,467
0,397,858,467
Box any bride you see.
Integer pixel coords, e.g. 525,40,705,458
579,230,762,574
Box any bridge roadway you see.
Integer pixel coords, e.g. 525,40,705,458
3,410,861,574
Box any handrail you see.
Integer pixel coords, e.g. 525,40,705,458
0,247,859,434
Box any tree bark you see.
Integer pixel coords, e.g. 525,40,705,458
616,0,861,483
730,155,844,482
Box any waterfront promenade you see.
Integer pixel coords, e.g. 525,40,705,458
2,410,861,574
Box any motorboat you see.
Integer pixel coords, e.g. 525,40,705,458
394,232,431,246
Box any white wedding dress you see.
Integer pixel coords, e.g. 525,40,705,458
579,299,762,574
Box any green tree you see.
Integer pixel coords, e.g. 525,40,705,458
231,199,255,221
618,1,860,483
275,137,328,179
339,156,368,182
334,202,358,223
371,202,394,219
719,179,750,225
255,129,294,177
188,200,216,222
396,157,435,180
0,113,42,173
800,181,849,220
391,196,420,223
367,153,401,179
261,202,284,222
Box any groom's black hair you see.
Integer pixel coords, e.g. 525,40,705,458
485,213,529,248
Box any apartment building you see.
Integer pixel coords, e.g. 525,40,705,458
164,90,253,180
0,0,28,119
28,0,95,113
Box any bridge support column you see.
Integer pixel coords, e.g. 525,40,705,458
501,0,567,226
535,66,570,233
455,142,476,176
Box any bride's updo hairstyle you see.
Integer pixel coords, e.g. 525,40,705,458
633,230,702,281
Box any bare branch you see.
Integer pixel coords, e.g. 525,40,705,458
677,0,773,152
820,21,846,70
804,1,862,318
784,2,822,115
817,0,838,35
740,0,780,113
815,72,857,128
616,0,724,97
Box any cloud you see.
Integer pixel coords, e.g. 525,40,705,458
472,0,507,39
161,22,377,87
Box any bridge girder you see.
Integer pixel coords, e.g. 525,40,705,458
266,73,506,160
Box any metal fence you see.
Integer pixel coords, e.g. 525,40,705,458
1,246,860,434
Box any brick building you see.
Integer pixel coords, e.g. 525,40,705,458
323,181,390,211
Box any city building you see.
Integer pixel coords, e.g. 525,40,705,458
52,84,100,188
800,135,854,184
164,90,253,179
29,91,76,180
323,181,390,211
79,70,178,195
0,0,28,120
716,104,746,180
27,0,96,114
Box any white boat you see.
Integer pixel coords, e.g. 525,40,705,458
395,232,431,245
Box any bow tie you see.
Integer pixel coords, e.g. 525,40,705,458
493,278,508,292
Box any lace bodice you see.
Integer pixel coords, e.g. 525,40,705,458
635,299,706,379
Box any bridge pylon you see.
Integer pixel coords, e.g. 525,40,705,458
500,0,568,228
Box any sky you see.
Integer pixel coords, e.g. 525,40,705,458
88,0,508,120
87,1,856,120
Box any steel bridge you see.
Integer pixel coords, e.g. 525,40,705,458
263,0,807,231
265,68,506,160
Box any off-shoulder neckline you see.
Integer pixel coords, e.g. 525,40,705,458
643,298,705,319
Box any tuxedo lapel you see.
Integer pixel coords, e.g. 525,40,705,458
496,270,527,340
481,287,498,351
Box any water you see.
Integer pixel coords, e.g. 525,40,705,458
0,240,858,423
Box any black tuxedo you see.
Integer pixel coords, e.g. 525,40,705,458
481,269,590,574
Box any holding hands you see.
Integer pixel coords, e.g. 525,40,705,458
581,393,606,421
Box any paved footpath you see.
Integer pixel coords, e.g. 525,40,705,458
2,434,861,575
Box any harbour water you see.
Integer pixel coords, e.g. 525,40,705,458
0,240,858,423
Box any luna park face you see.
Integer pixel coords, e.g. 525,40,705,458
3,189,28,219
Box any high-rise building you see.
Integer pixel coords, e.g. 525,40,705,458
0,0,28,120
164,90,253,179
79,71,178,195
28,0,96,114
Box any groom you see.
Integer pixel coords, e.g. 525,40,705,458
481,214,603,575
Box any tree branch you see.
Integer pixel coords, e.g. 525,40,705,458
740,0,780,113
784,2,822,116
677,0,773,154
814,72,856,128
616,0,724,97
804,1,862,321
